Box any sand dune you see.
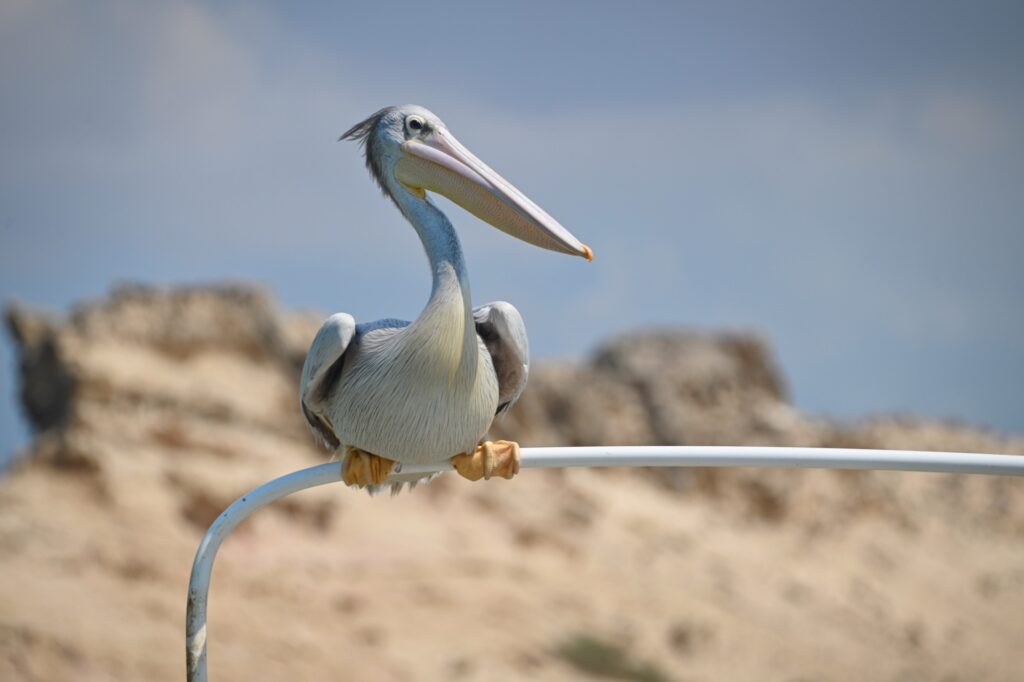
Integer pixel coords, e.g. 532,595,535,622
3,284,1022,681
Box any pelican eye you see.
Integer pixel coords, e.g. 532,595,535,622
406,116,425,133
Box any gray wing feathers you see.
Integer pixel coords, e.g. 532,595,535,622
473,301,529,414
300,312,357,448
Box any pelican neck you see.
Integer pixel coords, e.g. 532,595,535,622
392,187,470,301
388,185,478,382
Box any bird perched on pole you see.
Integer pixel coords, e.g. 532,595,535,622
300,105,592,493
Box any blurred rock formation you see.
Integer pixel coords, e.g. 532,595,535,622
2,283,1022,682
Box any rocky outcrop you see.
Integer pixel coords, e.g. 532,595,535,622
2,283,1023,682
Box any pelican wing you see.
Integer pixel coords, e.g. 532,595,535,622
300,312,357,449
474,302,530,415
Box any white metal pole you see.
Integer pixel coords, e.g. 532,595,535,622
185,445,1024,681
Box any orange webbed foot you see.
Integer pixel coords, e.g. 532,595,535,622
451,440,521,482
342,447,395,487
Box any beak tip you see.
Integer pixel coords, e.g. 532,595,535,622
581,244,594,262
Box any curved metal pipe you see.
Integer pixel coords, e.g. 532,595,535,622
186,445,1024,680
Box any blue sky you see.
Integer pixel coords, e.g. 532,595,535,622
2,0,1023,455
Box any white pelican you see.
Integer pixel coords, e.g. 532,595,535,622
301,105,592,492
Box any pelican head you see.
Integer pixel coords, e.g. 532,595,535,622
341,105,593,261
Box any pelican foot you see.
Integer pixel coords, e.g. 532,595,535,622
342,447,395,487
451,440,521,482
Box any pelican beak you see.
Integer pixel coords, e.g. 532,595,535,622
394,128,593,261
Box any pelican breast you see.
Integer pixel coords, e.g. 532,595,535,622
326,317,500,464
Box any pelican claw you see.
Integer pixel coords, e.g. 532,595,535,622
451,440,521,482
342,447,395,487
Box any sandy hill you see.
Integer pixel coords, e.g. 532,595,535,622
2,283,1023,682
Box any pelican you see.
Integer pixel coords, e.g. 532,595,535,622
300,105,592,492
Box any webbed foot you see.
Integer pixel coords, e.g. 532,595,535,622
451,440,521,482
342,446,395,487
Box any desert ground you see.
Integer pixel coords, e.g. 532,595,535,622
2,284,1022,681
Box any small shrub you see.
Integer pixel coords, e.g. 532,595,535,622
555,633,671,682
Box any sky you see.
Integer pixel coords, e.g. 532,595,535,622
1,0,1023,456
